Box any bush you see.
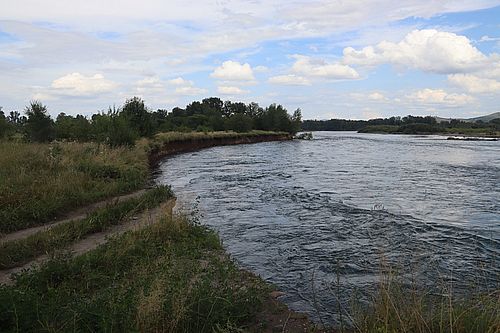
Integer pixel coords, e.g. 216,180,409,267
24,101,55,142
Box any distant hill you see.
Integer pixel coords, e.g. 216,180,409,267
435,112,500,123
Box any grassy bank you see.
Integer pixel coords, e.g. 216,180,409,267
0,214,270,332
358,124,500,137
152,130,289,144
0,131,290,235
0,141,149,234
351,271,499,333
0,186,173,270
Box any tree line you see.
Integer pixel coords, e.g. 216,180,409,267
302,115,500,133
0,97,302,146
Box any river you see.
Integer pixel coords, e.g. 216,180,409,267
154,131,500,325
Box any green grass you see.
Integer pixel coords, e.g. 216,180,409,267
348,267,500,333
0,186,173,270
0,133,289,234
358,124,500,137
0,214,269,332
152,130,289,144
0,141,149,234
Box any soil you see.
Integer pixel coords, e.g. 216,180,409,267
0,198,175,285
0,189,147,245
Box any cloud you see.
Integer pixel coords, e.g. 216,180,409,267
135,76,164,93
292,55,359,79
217,86,248,95
406,88,474,106
368,92,388,101
479,35,500,42
168,77,192,86
448,74,500,94
343,29,490,74
210,60,255,81
268,74,311,86
51,72,118,96
163,76,207,96
174,86,207,96
254,65,269,73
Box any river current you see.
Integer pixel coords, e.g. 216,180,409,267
155,132,499,324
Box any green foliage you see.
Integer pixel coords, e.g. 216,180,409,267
0,186,173,269
55,112,91,141
0,214,268,332
225,113,253,132
0,109,9,138
92,107,139,147
1,97,300,145
122,96,154,137
24,100,55,142
0,141,148,233
352,267,500,333
304,115,500,137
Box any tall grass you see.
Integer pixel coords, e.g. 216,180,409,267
0,186,173,269
0,141,149,234
152,130,289,144
345,265,500,333
0,214,268,332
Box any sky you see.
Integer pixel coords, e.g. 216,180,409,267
0,1,499,120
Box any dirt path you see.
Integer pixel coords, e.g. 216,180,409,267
0,189,147,245
0,198,175,286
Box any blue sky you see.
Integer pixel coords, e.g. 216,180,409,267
0,1,499,119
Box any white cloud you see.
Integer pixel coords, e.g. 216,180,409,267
368,92,388,101
292,55,359,79
406,88,474,106
343,29,490,74
479,35,500,42
254,65,269,73
1,1,499,117
210,60,255,81
448,74,500,94
51,72,118,96
217,86,248,95
135,76,164,93
164,76,207,96
268,74,311,86
168,77,192,86
174,86,207,96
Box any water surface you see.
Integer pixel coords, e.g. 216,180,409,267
155,132,499,324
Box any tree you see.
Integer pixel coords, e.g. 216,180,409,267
291,108,302,134
225,113,253,132
24,101,55,142
121,97,153,137
55,113,91,141
0,108,9,138
202,97,223,113
91,107,138,147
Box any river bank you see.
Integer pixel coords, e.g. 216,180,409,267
0,131,330,332
357,125,500,138
1,132,498,332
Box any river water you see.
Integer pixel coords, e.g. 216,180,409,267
155,132,499,324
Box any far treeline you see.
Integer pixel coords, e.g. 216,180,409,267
0,97,302,146
302,115,500,135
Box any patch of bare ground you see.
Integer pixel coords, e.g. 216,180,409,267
0,198,175,285
247,290,336,333
0,189,146,245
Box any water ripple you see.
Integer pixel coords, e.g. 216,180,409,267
155,132,500,325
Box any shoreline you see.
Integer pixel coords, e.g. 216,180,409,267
147,132,328,331
357,130,500,138
148,131,292,167
1,132,330,332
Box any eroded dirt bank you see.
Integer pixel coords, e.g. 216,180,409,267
149,134,292,166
